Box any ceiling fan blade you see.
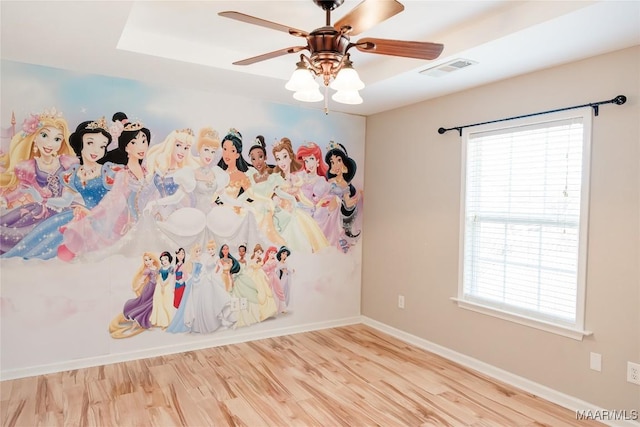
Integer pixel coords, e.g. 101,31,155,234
333,0,404,36
233,46,308,66
354,38,444,60
219,11,309,37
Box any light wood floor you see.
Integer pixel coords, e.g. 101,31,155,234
1,324,603,427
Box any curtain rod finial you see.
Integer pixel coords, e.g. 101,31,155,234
614,95,627,105
437,127,447,134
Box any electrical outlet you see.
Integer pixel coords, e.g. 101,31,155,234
627,362,640,385
590,352,601,372
240,298,248,310
398,295,405,309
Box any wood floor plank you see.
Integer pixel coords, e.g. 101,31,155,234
1,325,606,427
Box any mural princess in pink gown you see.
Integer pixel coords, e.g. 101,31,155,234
57,113,158,261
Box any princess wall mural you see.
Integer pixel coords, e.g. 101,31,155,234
0,60,365,376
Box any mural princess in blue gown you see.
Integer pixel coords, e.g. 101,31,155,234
2,118,117,260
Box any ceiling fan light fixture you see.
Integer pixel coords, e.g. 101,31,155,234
332,89,363,105
285,62,317,91
221,0,444,110
329,63,365,91
294,86,324,103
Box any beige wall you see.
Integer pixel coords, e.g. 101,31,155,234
362,46,640,410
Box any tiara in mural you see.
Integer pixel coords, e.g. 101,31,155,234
273,137,291,151
85,117,109,132
123,120,144,132
177,128,194,136
21,108,65,136
326,140,347,156
227,128,241,139
204,129,219,140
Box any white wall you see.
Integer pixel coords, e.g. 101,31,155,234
362,46,640,411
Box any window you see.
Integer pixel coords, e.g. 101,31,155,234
456,108,592,339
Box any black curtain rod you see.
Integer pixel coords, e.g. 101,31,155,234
437,95,627,137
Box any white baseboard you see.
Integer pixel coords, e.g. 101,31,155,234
0,316,362,381
361,316,640,427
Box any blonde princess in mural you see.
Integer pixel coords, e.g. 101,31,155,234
147,127,230,249
193,127,228,213
181,240,235,333
109,252,160,339
2,117,116,259
0,109,78,254
144,128,199,221
271,137,329,254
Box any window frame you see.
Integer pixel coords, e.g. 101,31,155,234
454,107,594,340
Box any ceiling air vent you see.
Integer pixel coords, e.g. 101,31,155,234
420,58,477,77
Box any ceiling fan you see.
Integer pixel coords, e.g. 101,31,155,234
219,0,444,105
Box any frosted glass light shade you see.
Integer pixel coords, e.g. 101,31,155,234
293,86,324,102
331,89,363,105
329,67,365,91
285,67,316,92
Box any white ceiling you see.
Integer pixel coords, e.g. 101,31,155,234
1,1,639,117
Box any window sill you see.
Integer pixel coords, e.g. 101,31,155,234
450,297,593,341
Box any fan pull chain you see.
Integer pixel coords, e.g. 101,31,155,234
324,85,329,115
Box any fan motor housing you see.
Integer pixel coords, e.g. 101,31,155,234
313,0,345,11
308,26,350,56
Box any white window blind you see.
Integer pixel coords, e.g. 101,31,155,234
459,109,592,334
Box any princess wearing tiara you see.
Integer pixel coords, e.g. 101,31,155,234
205,129,270,251
246,136,287,246
262,245,286,313
249,135,275,183
2,118,118,259
193,128,228,213
324,141,363,241
0,109,78,254
295,142,345,246
271,137,329,254
58,112,158,261
180,240,235,333
246,243,278,321
144,128,199,221
148,127,230,250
